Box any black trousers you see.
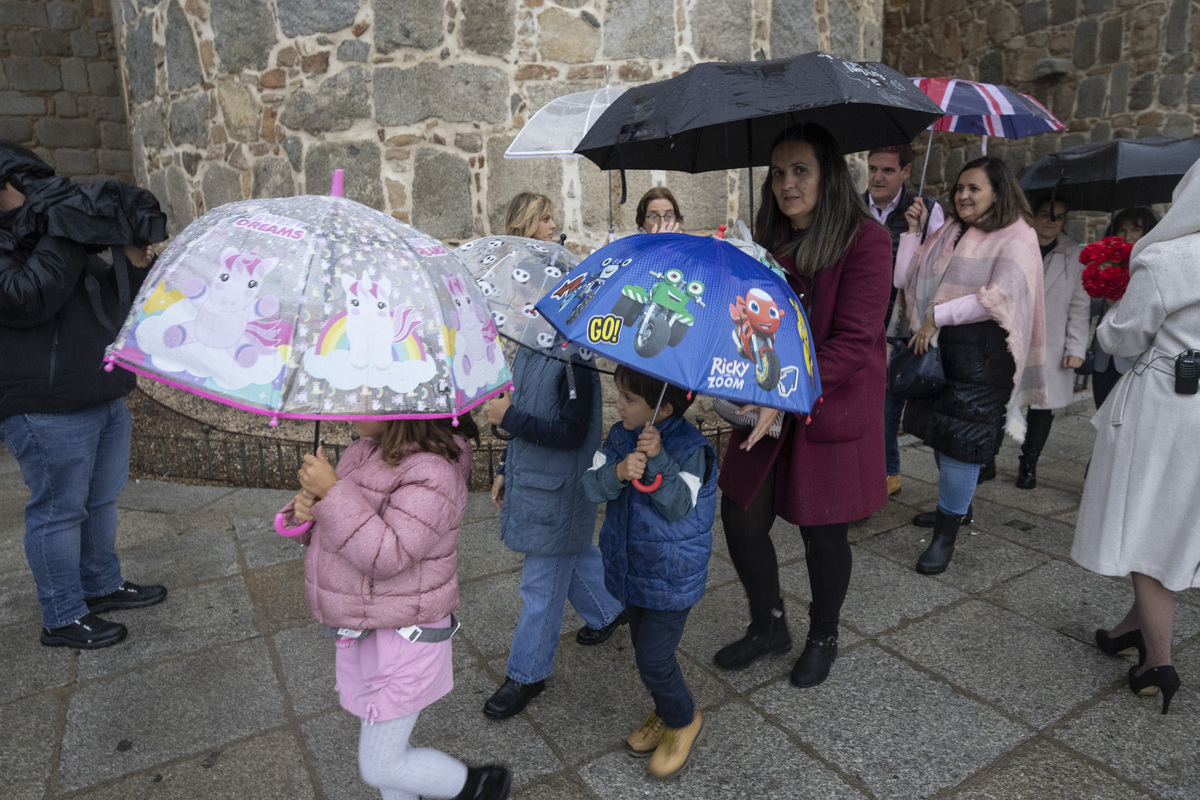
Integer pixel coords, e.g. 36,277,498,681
720,467,852,639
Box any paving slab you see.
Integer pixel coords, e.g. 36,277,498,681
968,498,1080,561
948,737,1157,799
879,599,1119,728
300,711,378,800
245,558,311,632
114,509,209,549
0,620,77,703
59,639,288,791
76,576,260,680
457,570,575,659
752,644,1033,800
578,703,867,799
0,569,41,626
234,516,306,570
456,517,524,581
857,523,1049,594
272,622,340,716
0,693,60,800
67,730,317,800
199,487,297,519
117,479,236,513
108,527,242,589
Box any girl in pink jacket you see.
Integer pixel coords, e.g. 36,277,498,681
280,415,512,800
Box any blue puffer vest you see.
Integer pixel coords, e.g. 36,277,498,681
599,416,717,610
499,348,603,557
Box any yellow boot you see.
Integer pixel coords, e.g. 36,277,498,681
647,711,704,780
625,712,664,757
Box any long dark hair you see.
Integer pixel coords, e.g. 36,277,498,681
754,124,871,278
376,416,480,468
949,156,1032,233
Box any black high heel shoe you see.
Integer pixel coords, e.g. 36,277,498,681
1095,628,1146,666
1128,664,1181,715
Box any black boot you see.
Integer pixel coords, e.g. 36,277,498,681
1016,410,1053,490
713,601,791,670
789,633,838,688
916,509,967,575
913,504,971,528
454,765,512,800
976,459,996,483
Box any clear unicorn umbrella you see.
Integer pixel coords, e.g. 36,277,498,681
104,170,511,493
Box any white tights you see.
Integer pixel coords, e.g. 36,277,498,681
357,713,468,800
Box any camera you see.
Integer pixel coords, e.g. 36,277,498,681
1174,350,1200,395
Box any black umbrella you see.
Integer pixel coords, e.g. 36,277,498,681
574,52,946,173
1020,136,1200,212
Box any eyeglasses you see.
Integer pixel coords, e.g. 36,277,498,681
646,212,676,223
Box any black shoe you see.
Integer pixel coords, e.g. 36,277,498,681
1096,628,1147,666
576,610,628,646
1015,455,1037,489
790,634,838,688
454,764,513,800
916,509,966,575
713,602,791,670
1128,664,1182,715
976,459,996,483
85,581,167,613
483,678,545,719
40,612,127,649
913,504,971,528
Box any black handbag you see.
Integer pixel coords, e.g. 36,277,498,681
887,336,946,398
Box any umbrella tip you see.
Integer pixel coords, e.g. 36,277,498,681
331,169,344,197
269,416,279,428
717,224,726,240
451,415,459,427
103,360,114,373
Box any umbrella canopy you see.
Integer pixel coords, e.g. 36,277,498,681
535,233,821,415
911,77,1064,139
453,236,579,351
505,86,628,159
1019,136,1200,212
574,52,944,172
104,195,511,423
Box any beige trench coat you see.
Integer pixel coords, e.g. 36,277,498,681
1033,235,1090,410
1072,232,1200,590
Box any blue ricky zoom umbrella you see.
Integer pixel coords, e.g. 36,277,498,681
535,233,822,419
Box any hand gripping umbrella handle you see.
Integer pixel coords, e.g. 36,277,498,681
632,474,663,493
274,513,312,538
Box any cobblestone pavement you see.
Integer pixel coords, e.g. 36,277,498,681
3,397,1198,800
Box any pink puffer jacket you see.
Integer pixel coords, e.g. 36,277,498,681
279,435,471,630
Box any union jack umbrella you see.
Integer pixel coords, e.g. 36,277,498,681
910,76,1065,192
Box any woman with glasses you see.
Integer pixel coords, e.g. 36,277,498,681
635,187,684,234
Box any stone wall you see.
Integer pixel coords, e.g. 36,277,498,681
1,0,133,183
106,0,886,250
883,0,1198,239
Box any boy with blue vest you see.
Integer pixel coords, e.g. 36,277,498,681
582,366,717,780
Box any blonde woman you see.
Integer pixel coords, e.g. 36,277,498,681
505,192,557,241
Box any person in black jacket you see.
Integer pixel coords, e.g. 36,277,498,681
0,142,167,649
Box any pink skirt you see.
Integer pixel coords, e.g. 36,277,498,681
335,616,454,723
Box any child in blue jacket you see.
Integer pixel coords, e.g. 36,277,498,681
582,365,717,780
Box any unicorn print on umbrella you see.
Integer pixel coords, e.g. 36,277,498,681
445,273,505,397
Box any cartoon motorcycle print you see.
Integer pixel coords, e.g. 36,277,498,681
612,268,705,358
730,288,785,391
557,257,630,325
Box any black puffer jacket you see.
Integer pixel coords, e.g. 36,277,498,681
903,320,1015,464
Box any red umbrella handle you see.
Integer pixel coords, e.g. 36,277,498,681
632,473,663,492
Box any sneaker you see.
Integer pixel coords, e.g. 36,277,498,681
647,711,705,780
625,712,665,757
40,612,127,649
886,474,902,496
85,581,167,613
576,610,628,646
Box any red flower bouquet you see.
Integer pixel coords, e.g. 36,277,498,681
1079,236,1133,301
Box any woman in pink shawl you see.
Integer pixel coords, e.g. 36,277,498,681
891,157,1047,575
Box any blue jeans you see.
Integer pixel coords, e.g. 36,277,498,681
884,389,905,476
627,605,693,729
0,399,130,628
934,450,980,517
506,544,623,684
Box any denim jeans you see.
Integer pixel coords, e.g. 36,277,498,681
0,399,130,628
627,604,693,729
934,450,980,517
506,544,623,684
883,389,906,476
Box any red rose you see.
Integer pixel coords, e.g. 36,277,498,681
1079,236,1132,301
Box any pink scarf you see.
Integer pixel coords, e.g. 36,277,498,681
897,217,1049,438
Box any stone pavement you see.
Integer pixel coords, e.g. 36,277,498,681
3,397,1198,800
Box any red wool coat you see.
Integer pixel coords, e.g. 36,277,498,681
719,217,892,526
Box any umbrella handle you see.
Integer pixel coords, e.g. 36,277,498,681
632,473,663,493
274,513,312,538
491,424,515,441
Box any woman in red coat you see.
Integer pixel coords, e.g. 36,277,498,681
713,124,892,688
